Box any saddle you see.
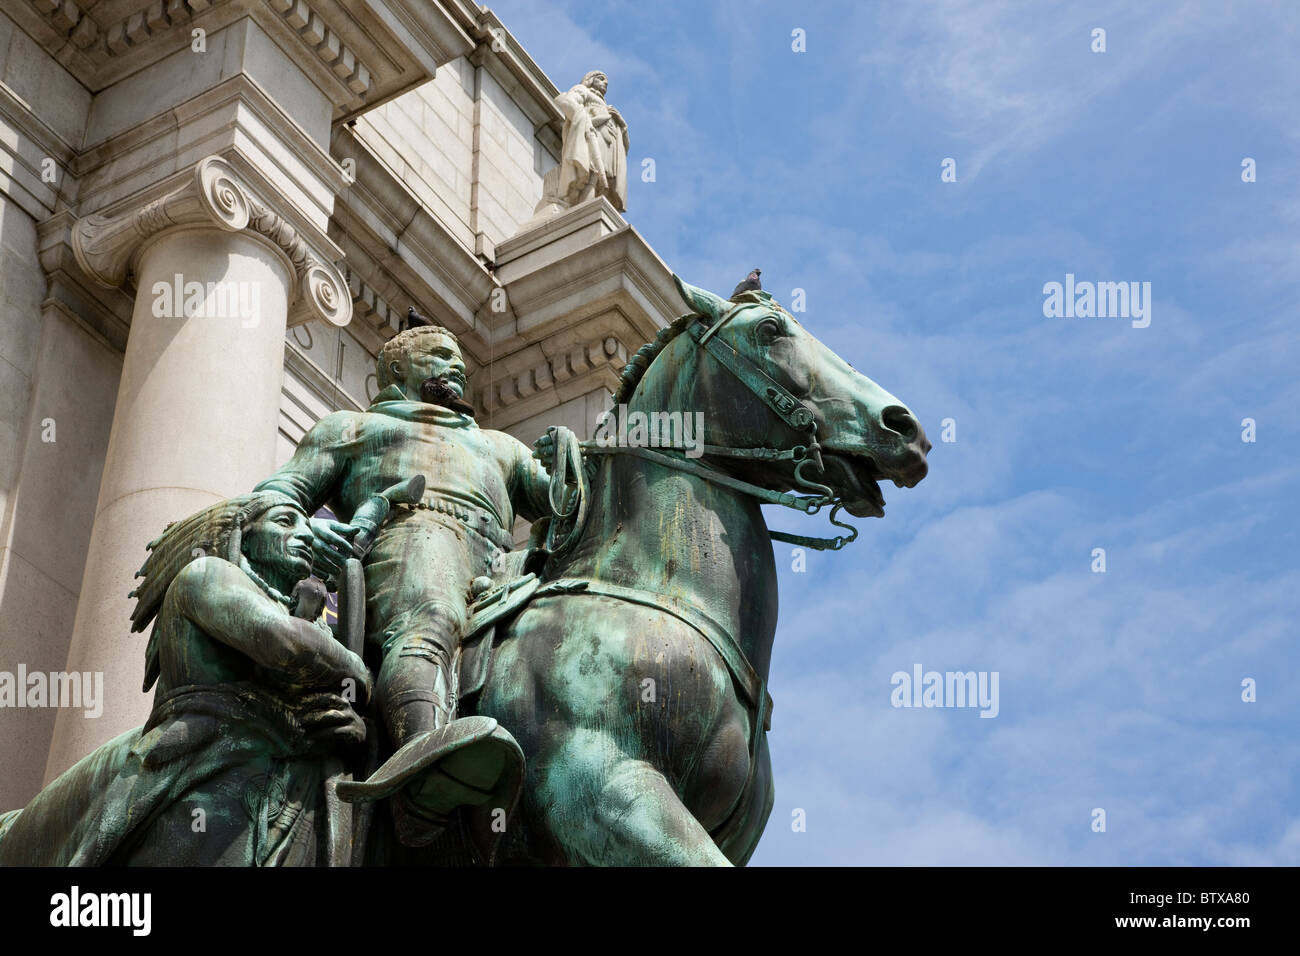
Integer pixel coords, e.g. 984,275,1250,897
331,534,544,865
457,545,543,705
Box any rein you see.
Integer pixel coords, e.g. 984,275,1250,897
544,308,861,555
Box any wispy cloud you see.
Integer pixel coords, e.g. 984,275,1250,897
485,0,1300,866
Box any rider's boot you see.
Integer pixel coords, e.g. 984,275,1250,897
338,641,524,856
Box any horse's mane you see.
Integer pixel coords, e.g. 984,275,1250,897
612,291,780,409
612,312,697,407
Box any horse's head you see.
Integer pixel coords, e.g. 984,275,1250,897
633,277,929,518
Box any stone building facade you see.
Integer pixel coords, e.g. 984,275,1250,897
0,0,678,812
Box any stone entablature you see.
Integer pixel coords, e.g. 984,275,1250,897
12,0,476,118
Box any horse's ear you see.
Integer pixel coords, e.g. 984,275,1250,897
672,275,729,323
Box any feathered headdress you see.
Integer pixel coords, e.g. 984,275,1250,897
128,491,302,691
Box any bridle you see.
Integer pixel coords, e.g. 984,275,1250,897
544,303,861,556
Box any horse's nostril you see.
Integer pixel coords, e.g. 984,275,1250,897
881,405,918,442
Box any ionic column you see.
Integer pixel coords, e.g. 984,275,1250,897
43,157,350,782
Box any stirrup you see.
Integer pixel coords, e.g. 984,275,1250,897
336,716,526,859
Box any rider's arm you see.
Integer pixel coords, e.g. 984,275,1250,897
253,411,354,513
503,433,553,524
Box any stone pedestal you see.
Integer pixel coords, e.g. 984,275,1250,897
474,196,679,440
496,197,629,283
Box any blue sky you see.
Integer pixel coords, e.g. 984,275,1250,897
485,0,1300,864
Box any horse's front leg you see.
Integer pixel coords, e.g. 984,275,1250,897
532,728,731,867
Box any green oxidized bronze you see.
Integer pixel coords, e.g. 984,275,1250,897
0,493,371,865
459,277,930,864
251,318,549,855
0,276,929,866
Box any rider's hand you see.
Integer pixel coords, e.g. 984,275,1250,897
531,430,556,469
299,690,367,746
309,517,360,587
344,651,374,706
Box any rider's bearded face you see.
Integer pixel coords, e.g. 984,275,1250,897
398,335,467,400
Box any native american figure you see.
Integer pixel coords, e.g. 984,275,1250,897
0,492,371,865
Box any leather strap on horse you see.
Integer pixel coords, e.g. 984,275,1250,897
541,310,861,556
687,319,816,433
579,442,860,552
581,443,822,513
542,425,590,557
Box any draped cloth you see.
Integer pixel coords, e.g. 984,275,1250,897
554,84,628,212
0,683,330,866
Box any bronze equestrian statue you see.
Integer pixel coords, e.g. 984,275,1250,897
454,277,930,865
0,276,928,867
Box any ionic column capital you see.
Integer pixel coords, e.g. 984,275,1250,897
71,156,351,328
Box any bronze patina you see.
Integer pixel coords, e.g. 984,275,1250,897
455,277,930,864
0,493,371,865
252,320,549,848
0,277,929,866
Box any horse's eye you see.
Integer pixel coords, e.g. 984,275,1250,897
757,318,783,342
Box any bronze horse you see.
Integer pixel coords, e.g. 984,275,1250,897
465,277,929,865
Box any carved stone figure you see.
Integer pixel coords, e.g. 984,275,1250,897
252,322,551,846
0,493,371,865
535,70,630,219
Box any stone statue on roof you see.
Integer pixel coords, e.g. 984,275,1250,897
532,70,630,222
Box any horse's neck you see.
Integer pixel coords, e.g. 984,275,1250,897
555,452,779,680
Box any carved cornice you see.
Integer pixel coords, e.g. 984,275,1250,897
103,1,227,57
26,0,369,90
261,0,371,96
475,333,626,417
492,222,677,352
338,259,480,381
344,264,402,336
25,0,99,51
71,155,351,327
15,1,472,118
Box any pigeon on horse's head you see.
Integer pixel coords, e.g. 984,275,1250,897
730,269,761,299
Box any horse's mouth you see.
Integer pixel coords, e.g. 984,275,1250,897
818,452,889,518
